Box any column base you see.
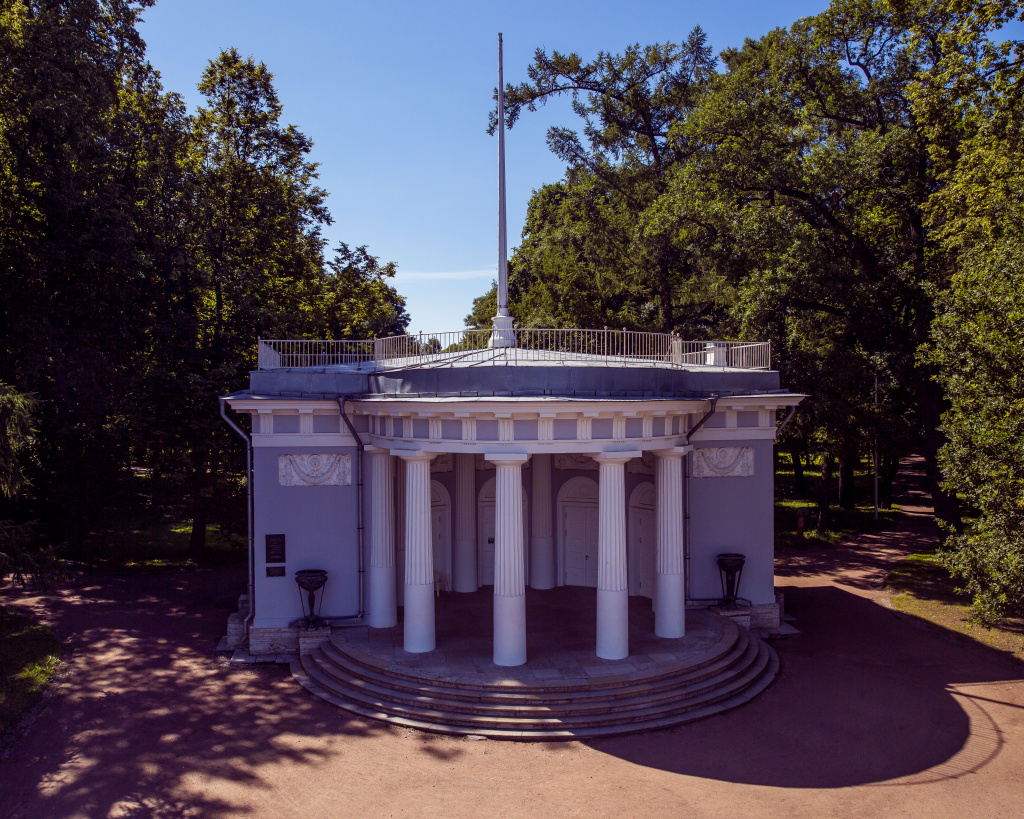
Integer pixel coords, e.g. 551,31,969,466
596,588,629,659
367,564,398,629
452,538,479,593
493,593,526,666
655,572,685,638
529,536,556,589
403,582,435,653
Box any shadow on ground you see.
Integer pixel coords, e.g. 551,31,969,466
0,569,393,818
590,582,1022,788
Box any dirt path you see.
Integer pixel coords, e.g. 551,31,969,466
2,462,1023,818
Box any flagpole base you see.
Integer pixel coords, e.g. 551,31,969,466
488,313,516,348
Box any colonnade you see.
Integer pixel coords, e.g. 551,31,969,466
363,445,690,666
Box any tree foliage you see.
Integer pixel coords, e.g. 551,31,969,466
484,0,1022,539
924,0,1024,623
0,2,408,553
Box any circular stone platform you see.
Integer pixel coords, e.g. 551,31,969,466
292,587,778,740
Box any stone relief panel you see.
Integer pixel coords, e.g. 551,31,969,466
554,454,598,471
430,453,453,473
278,454,352,486
691,447,754,478
626,451,656,475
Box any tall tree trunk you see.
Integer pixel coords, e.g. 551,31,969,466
791,448,808,496
917,376,962,532
879,454,900,509
838,453,856,509
189,456,208,556
816,452,834,534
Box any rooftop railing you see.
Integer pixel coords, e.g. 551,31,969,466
256,329,771,372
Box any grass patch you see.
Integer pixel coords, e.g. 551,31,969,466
0,606,61,735
774,455,900,550
77,521,246,572
886,552,1024,663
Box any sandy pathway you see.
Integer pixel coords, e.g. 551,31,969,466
2,462,1023,818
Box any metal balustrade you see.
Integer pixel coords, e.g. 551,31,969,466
256,330,771,372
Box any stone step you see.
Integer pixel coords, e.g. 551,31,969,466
308,633,758,719
316,627,752,709
291,640,779,740
327,616,743,697
298,637,771,732
299,642,765,733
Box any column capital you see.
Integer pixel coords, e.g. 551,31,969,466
593,450,641,465
391,449,438,463
484,452,529,466
654,445,692,459
363,444,390,454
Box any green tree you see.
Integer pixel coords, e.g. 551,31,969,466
923,0,1024,622
0,0,170,546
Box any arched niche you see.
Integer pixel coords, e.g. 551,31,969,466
628,481,656,599
430,480,452,584
557,476,600,587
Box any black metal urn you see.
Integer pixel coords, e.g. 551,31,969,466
716,553,746,608
295,569,328,629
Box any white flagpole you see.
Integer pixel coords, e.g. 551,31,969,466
490,32,515,348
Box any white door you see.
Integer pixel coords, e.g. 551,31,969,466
563,504,599,587
629,508,656,598
477,477,529,587
430,481,451,584
478,504,496,585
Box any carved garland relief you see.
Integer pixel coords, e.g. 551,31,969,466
691,447,754,478
278,454,352,486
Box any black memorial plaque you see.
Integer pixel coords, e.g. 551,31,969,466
265,534,286,563
266,566,286,578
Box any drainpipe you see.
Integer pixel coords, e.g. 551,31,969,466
684,394,719,445
682,395,717,604
775,405,798,435
337,395,366,620
220,398,255,635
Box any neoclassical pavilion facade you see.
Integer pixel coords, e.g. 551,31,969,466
223,337,801,668
220,37,802,733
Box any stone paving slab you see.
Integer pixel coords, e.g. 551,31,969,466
333,586,727,687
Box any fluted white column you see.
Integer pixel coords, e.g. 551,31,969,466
452,452,478,592
394,457,406,606
530,453,555,589
594,452,637,660
395,451,437,653
366,447,397,628
655,447,689,638
487,454,528,666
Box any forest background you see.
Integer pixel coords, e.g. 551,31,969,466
1,0,1023,624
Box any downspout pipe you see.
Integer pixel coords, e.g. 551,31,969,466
682,395,717,603
220,398,255,635
684,394,719,445
775,405,798,435
337,395,366,620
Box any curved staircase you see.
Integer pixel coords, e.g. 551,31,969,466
291,615,779,740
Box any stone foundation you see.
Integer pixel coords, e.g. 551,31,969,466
249,626,299,654
225,612,247,649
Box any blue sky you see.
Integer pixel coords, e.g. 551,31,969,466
137,0,848,333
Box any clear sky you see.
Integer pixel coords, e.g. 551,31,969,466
137,0,837,334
